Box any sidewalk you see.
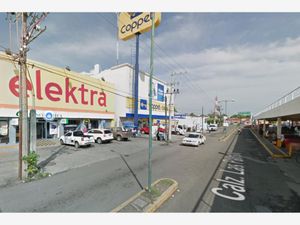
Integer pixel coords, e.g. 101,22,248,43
0,139,61,187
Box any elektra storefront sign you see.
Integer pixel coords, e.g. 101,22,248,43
0,54,115,115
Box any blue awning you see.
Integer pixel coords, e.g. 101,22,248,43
125,113,171,120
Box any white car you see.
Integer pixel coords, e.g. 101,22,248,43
86,129,114,144
208,124,218,131
182,132,206,147
60,131,94,148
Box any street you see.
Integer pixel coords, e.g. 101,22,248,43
0,130,232,212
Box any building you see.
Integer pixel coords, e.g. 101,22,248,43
173,113,208,132
0,52,115,145
91,63,174,128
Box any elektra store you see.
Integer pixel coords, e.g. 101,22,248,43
0,52,115,145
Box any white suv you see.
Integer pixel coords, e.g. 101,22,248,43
208,124,218,131
87,129,114,144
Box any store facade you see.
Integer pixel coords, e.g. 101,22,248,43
91,63,174,128
0,52,115,145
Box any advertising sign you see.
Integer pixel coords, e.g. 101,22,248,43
157,83,164,102
118,12,161,41
44,111,54,121
49,122,58,135
140,99,147,110
0,53,115,115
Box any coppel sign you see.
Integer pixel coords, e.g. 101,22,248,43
118,12,161,41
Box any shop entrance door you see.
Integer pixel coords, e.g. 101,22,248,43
37,122,45,139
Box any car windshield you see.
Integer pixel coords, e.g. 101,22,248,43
188,134,199,138
73,131,84,136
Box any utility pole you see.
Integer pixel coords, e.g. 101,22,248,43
167,72,184,142
20,12,29,178
8,12,48,179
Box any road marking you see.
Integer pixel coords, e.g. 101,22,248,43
211,153,246,201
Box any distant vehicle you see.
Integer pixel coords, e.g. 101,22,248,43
140,125,166,135
208,124,218,131
60,130,94,148
140,126,150,134
86,129,113,144
122,121,137,136
172,125,186,135
112,127,132,141
182,132,206,147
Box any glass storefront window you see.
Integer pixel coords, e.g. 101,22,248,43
0,120,9,144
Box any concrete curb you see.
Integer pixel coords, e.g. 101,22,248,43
218,127,238,142
112,178,178,212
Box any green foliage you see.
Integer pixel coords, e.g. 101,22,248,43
22,151,39,178
22,151,50,181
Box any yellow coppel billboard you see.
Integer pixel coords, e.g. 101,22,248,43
118,12,161,41
0,53,115,115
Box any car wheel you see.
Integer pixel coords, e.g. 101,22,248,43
60,139,64,145
97,138,102,144
117,135,122,141
75,142,80,149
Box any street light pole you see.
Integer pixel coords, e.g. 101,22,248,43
148,12,155,192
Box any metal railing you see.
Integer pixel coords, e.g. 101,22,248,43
254,86,300,117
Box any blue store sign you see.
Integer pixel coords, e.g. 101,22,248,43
44,111,54,121
140,99,147,110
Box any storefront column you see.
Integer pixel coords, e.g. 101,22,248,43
9,118,16,144
57,119,64,138
263,120,266,137
277,118,282,147
44,122,48,139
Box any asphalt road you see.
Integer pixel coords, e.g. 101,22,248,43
207,128,300,212
0,130,233,212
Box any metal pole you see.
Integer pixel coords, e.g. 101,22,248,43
164,95,168,143
148,12,155,192
202,106,204,132
168,74,173,142
134,33,140,129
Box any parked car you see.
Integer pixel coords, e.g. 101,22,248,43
208,124,218,132
112,127,132,141
140,125,166,135
86,129,113,144
140,126,150,134
122,121,138,137
182,132,206,147
172,125,186,135
60,130,94,148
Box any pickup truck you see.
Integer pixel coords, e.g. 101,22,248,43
60,130,94,148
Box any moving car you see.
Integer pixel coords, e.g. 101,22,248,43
182,132,206,147
86,129,113,144
208,124,218,131
112,127,132,141
60,130,94,148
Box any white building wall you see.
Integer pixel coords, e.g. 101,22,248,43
92,64,173,124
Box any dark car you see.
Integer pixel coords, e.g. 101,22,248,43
111,127,132,141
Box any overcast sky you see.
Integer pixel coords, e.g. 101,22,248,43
1,12,300,116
